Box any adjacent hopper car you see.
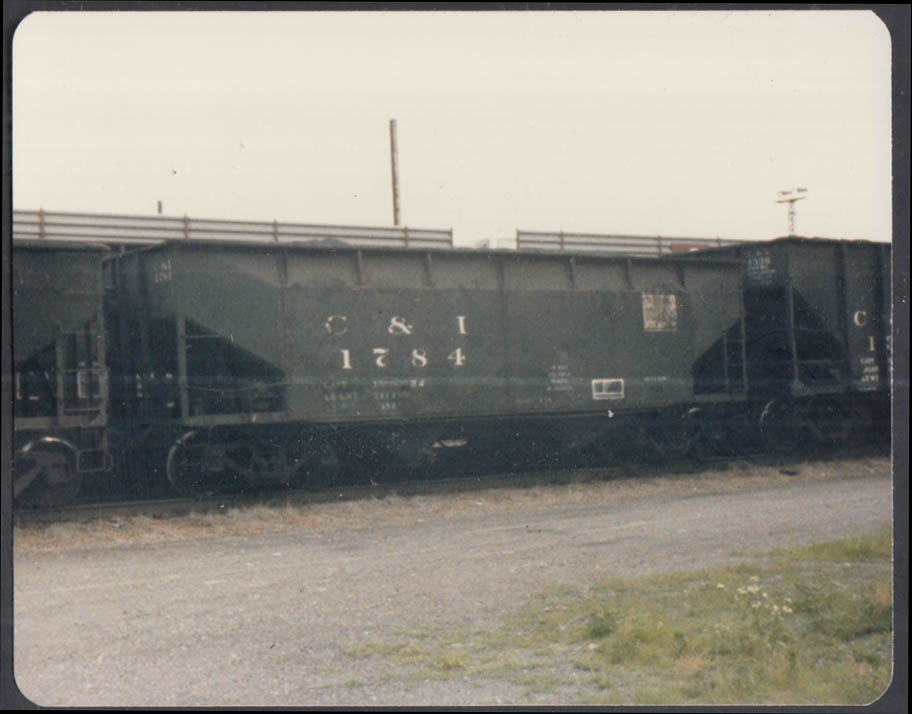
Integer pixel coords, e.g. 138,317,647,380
693,237,892,451
10,211,892,505
12,240,110,505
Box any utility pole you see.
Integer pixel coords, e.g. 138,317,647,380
389,119,401,226
776,187,808,235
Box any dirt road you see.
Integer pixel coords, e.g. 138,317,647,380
12,457,893,706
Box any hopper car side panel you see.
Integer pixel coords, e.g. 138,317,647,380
839,242,890,392
289,287,510,420
285,250,510,420
111,243,747,429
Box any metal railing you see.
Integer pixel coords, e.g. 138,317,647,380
13,209,757,255
13,209,454,249
515,229,744,257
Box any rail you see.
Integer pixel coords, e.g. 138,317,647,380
515,229,744,256
13,209,454,249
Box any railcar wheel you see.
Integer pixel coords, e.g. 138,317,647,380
664,408,702,459
16,446,81,507
219,439,289,489
809,398,852,446
759,399,804,454
641,409,701,461
288,442,340,491
166,431,230,497
382,426,444,482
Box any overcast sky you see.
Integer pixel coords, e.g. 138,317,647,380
12,10,892,247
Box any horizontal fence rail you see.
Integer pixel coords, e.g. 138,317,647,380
13,209,454,249
13,210,756,256
515,229,744,256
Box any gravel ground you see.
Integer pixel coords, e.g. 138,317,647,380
12,456,893,707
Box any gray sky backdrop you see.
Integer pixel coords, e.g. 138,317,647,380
13,10,892,247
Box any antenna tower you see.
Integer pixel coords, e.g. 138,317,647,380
775,187,808,235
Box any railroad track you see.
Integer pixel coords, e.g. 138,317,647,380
14,443,888,526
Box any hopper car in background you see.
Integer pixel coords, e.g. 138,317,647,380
9,211,892,505
690,237,892,451
12,240,110,505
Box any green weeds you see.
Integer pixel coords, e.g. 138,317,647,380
346,526,893,704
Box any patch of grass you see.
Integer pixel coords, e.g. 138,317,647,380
586,609,617,639
432,647,470,672
346,528,893,704
345,639,429,664
772,525,892,562
792,580,892,641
